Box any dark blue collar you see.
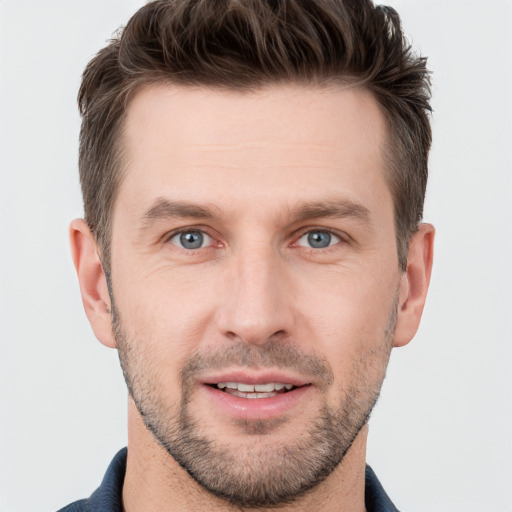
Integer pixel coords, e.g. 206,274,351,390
57,448,126,512
58,448,399,511
365,464,400,511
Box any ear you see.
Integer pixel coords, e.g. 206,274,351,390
394,223,435,348
69,219,116,348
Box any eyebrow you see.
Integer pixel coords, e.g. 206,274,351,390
141,198,221,227
140,197,372,228
288,200,372,225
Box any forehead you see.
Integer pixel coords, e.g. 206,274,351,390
116,83,391,221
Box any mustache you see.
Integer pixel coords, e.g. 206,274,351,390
180,340,334,389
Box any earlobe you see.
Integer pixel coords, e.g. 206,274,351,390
69,219,116,349
394,223,435,347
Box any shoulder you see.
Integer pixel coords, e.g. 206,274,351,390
57,499,89,512
365,464,400,512
56,448,127,512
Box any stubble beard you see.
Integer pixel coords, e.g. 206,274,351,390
113,301,397,509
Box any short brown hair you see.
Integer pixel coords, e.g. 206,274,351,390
78,0,432,271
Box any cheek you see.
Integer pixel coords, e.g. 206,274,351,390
113,263,221,370
302,268,397,333
296,265,398,374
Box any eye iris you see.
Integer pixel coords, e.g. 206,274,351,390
307,231,331,248
180,231,204,249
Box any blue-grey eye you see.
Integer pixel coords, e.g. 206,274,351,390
297,230,340,249
170,230,211,249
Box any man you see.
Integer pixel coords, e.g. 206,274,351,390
61,0,434,510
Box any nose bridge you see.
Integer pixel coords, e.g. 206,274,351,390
219,242,292,345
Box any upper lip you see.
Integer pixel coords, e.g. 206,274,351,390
200,370,311,387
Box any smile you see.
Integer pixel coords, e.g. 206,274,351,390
214,382,297,399
200,372,313,420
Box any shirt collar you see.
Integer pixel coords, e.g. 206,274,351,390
77,448,399,512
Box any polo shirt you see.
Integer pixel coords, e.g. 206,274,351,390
58,448,399,511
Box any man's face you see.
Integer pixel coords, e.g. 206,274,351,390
110,84,402,506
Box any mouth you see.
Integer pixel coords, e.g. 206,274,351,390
209,381,300,399
200,372,313,420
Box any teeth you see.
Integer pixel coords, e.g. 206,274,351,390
248,392,278,399
254,383,274,392
229,390,278,399
216,382,296,393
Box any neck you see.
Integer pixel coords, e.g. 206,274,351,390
122,398,368,512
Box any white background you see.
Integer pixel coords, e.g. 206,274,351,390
1,1,511,511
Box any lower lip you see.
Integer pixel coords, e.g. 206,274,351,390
201,384,312,421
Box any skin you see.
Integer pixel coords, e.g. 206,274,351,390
70,84,434,511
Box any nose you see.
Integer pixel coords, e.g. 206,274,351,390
216,247,295,346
